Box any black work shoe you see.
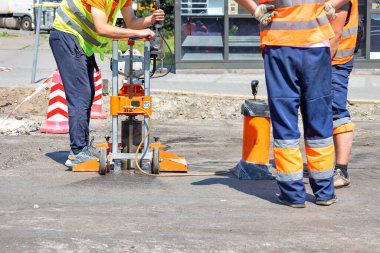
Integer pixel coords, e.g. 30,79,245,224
315,195,338,206
277,195,306,208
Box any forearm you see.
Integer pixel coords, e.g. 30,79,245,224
330,35,341,58
125,16,153,30
329,9,348,58
96,24,144,39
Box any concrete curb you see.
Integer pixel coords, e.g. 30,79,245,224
151,89,380,104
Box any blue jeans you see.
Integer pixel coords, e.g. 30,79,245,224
49,29,95,154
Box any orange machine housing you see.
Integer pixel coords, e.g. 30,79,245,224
242,116,271,164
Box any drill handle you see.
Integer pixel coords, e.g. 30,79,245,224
153,0,163,29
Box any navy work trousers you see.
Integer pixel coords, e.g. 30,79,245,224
49,29,95,154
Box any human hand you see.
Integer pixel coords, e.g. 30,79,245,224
254,4,277,26
324,2,337,20
139,29,156,40
151,9,165,24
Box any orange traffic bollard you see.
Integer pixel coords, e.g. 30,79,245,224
234,82,274,180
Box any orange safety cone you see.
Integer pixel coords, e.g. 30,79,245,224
40,69,69,134
90,69,107,119
234,81,274,180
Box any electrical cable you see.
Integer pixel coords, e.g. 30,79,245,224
132,108,232,177
150,29,174,79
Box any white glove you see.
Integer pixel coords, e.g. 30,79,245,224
324,2,337,20
254,4,277,26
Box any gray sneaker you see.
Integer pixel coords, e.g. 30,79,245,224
334,168,351,188
65,147,97,167
277,195,306,208
87,137,100,158
315,195,337,206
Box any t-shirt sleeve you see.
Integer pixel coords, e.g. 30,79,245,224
85,0,106,11
124,0,132,7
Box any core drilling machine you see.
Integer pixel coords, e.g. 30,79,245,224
73,1,188,175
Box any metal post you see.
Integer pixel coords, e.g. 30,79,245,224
112,40,119,154
31,0,43,84
143,40,151,155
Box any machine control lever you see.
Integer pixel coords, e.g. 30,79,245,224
251,80,259,100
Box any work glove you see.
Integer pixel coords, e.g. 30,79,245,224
324,2,337,20
254,4,277,26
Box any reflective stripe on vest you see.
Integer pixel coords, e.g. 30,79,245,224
335,48,355,58
258,1,334,47
332,0,358,65
260,0,324,9
66,0,97,32
56,7,102,47
54,0,126,57
341,26,358,38
261,16,329,31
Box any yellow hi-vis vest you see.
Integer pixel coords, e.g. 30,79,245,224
53,0,127,59
259,0,334,47
332,0,358,65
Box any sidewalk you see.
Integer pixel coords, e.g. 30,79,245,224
1,28,379,101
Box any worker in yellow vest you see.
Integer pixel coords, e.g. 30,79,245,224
49,0,164,167
235,0,349,207
329,0,359,188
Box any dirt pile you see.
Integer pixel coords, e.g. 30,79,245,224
1,87,379,136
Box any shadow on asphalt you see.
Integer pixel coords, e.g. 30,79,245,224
46,151,70,170
192,173,315,205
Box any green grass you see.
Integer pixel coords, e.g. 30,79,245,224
104,35,174,65
0,32,18,37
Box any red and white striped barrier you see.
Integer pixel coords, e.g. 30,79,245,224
0,67,12,72
40,69,69,134
90,69,107,119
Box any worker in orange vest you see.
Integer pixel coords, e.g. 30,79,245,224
235,0,350,207
329,0,359,188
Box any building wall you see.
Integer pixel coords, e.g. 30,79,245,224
175,0,380,69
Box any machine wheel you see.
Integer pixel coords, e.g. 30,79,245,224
99,147,107,175
151,147,160,174
21,16,32,31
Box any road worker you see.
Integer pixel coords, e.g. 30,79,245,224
235,0,349,207
49,0,164,166
329,0,359,188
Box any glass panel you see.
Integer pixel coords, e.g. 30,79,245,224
355,1,367,58
372,0,380,10
228,0,250,15
228,18,261,60
181,16,224,60
370,14,380,59
181,0,224,16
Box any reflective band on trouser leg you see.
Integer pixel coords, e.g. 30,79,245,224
334,122,355,135
306,144,334,201
274,145,305,204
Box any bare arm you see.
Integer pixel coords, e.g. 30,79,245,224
329,9,349,58
121,6,164,30
91,7,155,39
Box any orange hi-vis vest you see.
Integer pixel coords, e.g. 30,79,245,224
259,0,335,47
332,0,358,65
